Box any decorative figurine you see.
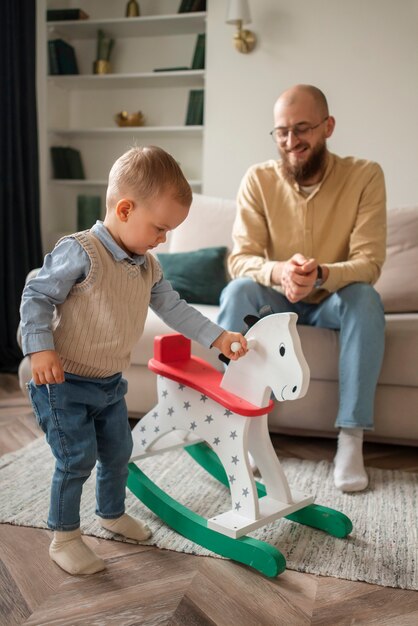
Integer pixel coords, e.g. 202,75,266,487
126,0,140,17
93,29,115,74
114,111,145,127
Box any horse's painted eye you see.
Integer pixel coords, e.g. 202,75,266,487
279,343,285,357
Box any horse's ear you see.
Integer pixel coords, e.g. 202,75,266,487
218,353,230,366
243,314,260,328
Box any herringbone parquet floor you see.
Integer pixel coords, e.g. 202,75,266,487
1,373,417,626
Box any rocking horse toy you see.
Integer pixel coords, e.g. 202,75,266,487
127,313,353,577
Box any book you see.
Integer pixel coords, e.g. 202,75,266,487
97,29,115,62
47,9,89,21
193,89,204,125
153,66,189,72
48,40,60,75
185,90,197,125
65,147,85,179
178,0,206,12
48,39,79,75
77,195,101,230
185,89,204,125
55,39,79,74
178,0,194,12
50,147,69,179
191,33,205,70
190,0,206,11
50,147,85,179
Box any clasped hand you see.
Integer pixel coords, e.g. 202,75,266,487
273,253,319,303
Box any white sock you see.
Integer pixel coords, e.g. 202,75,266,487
333,428,368,492
98,513,152,541
49,528,105,575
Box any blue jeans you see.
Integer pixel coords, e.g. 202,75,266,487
217,278,385,430
28,372,133,531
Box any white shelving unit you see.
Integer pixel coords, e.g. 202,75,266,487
47,12,206,38
49,126,203,137
39,1,206,248
48,69,205,89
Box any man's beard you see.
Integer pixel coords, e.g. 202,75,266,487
281,141,327,185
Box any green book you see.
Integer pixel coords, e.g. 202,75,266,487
48,40,60,75
193,89,204,125
185,89,204,125
51,39,79,75
50,147,69,178
191,34,205,70
65,147,85,179
190,0,206,10
185,90,198,125
47,9,89,21
77,195,101,230
178,0,194,13
178,0,206,11
153,66,189,72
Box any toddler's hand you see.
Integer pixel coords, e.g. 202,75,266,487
30,350,65,385
212,331,248,361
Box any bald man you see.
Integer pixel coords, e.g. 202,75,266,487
218,84,386,492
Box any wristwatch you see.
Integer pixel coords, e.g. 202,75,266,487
314,265,324,288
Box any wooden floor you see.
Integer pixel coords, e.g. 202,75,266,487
1,373,417,626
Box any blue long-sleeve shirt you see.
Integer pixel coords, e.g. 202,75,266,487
20,221,224,356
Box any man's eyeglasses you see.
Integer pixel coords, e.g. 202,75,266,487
270,117,329,143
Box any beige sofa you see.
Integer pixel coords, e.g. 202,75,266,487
19,196,418,445
123,195,418,446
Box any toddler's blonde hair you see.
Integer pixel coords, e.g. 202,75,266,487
106,145,192,209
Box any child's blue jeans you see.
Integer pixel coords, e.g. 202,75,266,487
28,372,133,531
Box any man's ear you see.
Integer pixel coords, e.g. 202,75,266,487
115,199,134,222
325,115,336,139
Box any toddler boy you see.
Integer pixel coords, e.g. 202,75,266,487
20,146,247,575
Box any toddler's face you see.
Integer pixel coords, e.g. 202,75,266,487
120,191,189,256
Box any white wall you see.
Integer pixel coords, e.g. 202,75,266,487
203,0,418,208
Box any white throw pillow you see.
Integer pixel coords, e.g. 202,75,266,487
169,193,236,253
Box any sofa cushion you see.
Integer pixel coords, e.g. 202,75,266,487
169,193,236,253
157,246,228,305
375,206,418,312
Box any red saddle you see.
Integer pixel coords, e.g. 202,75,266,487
148,334,274,418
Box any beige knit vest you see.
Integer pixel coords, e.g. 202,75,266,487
52,231,162,378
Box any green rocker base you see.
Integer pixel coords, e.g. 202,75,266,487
127,442,353,578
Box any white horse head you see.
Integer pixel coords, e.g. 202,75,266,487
221,312,310,408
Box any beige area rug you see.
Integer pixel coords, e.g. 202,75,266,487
0,436,417,590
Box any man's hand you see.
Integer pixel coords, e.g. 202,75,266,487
272,253,319,303
30,350,65,385
212,331,248,361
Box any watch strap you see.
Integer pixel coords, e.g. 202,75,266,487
314,265,323,288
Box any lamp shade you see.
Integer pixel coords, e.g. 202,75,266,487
226,0,252,25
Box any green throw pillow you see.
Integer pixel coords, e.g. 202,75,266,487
157,246,228,305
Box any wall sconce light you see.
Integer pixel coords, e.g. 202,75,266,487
226,0,256,54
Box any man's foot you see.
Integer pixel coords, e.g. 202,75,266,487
98,513,152,541
49,528,105,575
333,428,369,492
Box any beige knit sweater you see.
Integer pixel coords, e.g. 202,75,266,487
52,231,161,378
